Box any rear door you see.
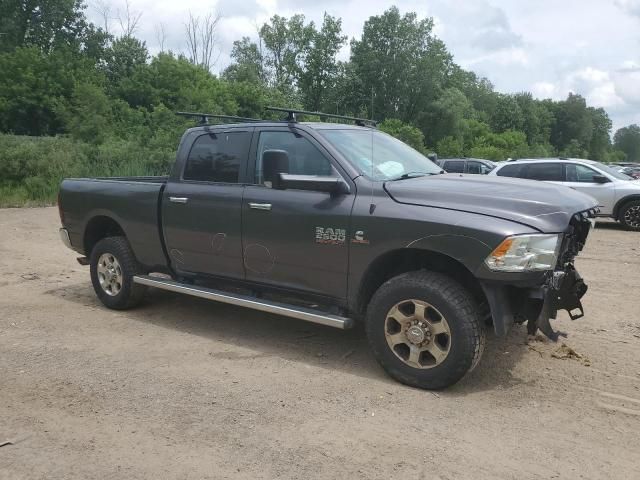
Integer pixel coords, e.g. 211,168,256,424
162,128,252,279
564,163,616,214
241,128,355,299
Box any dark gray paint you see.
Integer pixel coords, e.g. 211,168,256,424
58,122,599,325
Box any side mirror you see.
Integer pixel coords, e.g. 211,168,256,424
592,174,610,184
277,173,350,194
262,149,290,189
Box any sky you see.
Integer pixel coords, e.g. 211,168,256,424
89,0,640,133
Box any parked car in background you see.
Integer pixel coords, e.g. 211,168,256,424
490,158,640,231
437,158,496,174
611,162,640,168
618,166,640,180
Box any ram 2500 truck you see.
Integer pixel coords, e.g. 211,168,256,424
58,110,598,389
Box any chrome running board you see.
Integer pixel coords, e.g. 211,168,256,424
133,275,353,330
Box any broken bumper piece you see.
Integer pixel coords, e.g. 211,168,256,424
527,265,588,341
481,264,588,341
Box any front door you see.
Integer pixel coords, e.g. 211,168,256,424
242,128,355,300
162,129,252,279
563,163,616,215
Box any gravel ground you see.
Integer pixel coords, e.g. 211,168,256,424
1,207,639,480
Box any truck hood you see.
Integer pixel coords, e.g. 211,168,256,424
384,174,598,232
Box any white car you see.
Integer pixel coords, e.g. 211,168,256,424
489,158,640,231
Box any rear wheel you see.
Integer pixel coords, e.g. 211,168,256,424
619,200,640,231
365,270,485,389
90,236,147,309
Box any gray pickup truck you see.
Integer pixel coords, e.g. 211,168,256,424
58,109,599,389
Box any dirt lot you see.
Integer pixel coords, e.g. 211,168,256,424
1,207,640,479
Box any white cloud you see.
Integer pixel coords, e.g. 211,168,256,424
615,0,640,17
531,82,558,99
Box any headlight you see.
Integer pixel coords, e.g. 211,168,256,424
485,234,561,272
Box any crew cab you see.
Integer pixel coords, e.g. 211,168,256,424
58,109,599,389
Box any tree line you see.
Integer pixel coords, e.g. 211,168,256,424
0,1,639,204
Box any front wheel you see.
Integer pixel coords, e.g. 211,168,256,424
365,271,485,389
619,200,640,231
90,236,147,310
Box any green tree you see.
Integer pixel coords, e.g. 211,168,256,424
298,13,346,111
103,36,149,87
64,82,111,143
514,93,554,146
436,136,464,157
223,37,264,84
0,46,98,135
260,14,314,93
379,119,425,152
587,107,612,160
550,93,593,154
422,87,472,146
350,7,452,122
614,124,640,162
490,94,524,133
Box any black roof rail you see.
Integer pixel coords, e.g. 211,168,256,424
265,106,377,127
176,111,262,125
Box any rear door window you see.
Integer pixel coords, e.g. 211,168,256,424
467,161,484,174
525,163,564,181
183,131,251,183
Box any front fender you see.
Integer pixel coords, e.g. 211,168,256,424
406,234,493,274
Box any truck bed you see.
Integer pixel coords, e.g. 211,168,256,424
59,177,169,269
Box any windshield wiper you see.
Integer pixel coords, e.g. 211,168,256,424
389,172,439,181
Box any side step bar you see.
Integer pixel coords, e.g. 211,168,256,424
133,275,354,330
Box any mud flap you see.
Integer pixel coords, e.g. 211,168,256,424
528,265,588,341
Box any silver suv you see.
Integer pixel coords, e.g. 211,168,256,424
490,158,640,231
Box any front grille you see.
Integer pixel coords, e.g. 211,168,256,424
558,207,598,266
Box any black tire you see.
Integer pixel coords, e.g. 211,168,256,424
365,270,485,390
619,200,640,231
89,236,147,310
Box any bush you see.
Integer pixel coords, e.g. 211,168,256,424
0,133,174,207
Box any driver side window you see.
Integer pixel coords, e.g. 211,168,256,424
255,131,334,187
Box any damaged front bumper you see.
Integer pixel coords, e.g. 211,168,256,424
481,264,588,341
480,207,595,341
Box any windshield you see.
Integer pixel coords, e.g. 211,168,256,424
593,162,634,180
318,129,442,180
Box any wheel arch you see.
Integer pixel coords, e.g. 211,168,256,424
83,215,126,256
613,195,640,219
355,248,486,318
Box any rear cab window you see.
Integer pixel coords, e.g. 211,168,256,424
183,130,252,183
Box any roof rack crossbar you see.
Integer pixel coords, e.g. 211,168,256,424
176,111,262,125
265,107,377,127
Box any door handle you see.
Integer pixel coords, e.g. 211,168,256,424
248,202,272,211
169,196,189,204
